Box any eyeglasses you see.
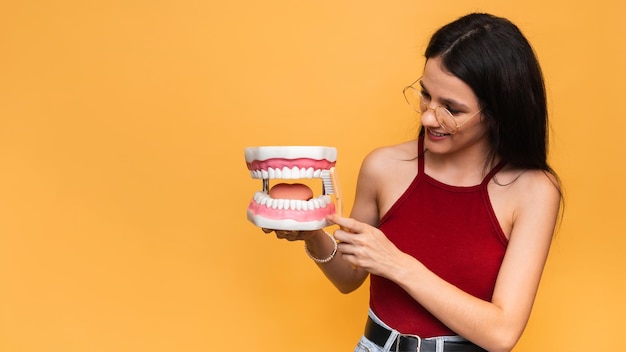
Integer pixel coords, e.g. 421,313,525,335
402,78,483,135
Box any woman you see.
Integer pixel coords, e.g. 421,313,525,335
272,13,562,352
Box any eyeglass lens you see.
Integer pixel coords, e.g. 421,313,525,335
403,86,458,133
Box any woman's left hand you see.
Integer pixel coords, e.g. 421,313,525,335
327,214,409,278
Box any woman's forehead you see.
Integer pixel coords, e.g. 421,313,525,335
422,58,478,104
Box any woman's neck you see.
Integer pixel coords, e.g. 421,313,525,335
423,144,498,186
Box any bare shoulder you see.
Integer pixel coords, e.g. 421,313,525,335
490,167,562,239
356,140,419,218
505,168,561,203
361,140,418,172
516,169,562,221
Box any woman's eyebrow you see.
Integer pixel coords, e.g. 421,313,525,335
419,80,471,110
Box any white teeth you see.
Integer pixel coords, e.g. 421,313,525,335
281,167,289,179
249,167,329,180
278,166,303,179
252,191,331,211
429,129,447,137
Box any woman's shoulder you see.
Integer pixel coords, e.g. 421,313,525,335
499,166,560,191
363,139,418,165
496,166,562,207
490,166,562,239
358,139,419,184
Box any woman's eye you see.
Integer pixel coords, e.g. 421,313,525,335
446,106,461,115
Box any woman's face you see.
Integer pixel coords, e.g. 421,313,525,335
419,57,489,156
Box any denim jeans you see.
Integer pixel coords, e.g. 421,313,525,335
354,309,395,352
354,335,384,352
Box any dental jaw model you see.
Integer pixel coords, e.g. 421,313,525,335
245,146,341,231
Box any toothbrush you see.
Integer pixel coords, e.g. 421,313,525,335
323,167,356,269
321,167,343,218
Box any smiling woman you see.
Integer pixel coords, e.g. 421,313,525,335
257,13,562,352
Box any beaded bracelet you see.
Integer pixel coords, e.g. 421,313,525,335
304,230,337,264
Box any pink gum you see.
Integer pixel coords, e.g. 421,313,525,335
246,158,336,171
247,199,336,222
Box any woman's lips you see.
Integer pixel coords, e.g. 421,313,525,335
426,128,450,139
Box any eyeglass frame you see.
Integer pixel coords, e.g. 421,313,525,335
402,77,484,135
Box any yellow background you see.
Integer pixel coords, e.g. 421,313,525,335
1,0,624,351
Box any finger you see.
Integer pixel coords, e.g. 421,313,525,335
338,252,360,269
336,241,355,255
286,231,300,241
327,214,369,234
275,230,299,240
333,228,357,243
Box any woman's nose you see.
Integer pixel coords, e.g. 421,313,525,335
420,108,439,128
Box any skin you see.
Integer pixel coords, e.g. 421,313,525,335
271,57,561,352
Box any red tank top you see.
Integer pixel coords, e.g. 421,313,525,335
370,137,508,337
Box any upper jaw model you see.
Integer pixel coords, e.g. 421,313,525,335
245,146,338,231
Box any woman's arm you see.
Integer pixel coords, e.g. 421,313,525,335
302,148,387,293
330,170,561,352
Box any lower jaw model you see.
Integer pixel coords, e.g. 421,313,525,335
245,146,337,231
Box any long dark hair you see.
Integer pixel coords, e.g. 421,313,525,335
423,13,553,173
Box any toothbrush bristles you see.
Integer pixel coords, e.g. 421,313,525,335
330,167,342,217
321,167,342,217
322,170,334,195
